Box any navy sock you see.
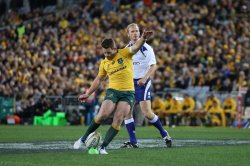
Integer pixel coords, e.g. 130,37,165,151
125,118,137,144
149,115,168,138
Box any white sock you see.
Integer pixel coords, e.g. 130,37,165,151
149,115,158,123
125,118,134,124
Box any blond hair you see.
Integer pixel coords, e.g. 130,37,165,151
126,23,139,32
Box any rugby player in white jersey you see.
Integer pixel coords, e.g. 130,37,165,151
121,23,172,148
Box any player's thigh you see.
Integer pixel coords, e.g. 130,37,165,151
96,100,116,119
139,100,153,113
113,101,131,125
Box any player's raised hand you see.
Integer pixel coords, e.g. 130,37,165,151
131,29,154,54
78,94,89,103
142,29,154,40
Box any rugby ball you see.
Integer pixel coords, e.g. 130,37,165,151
85,132,101,149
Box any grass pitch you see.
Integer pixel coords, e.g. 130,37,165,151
0,125,250,166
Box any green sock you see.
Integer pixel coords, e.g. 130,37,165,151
101,126,119,148
81,120,100,142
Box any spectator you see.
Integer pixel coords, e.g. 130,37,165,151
222,95,237,126
180,93,195,125
207,100,226,127
0,0,249,122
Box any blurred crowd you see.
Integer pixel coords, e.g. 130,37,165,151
152,93,238,127
0,0,250,118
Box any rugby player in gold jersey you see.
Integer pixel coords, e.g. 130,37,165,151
73,29,153,154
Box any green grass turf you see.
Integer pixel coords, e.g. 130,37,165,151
0,125,250,142
0,146,250,166
0,125,250,166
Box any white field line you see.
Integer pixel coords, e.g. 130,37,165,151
1,139,250,151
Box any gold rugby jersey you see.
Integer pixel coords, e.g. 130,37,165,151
98,48,134,91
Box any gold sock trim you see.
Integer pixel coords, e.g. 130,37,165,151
94,117,101,124
111,124,120,131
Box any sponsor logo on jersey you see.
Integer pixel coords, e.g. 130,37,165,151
117,58,123,64
109,66,127,75
133,62,140,65
107,93,114,98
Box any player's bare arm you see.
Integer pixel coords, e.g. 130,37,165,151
78,75,105,102
131,30,153,55
137,64,158,86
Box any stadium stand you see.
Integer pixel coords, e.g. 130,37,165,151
0,0,249,126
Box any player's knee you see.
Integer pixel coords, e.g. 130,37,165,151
97,114,108,121
142,107,153,115
113,117,123,126
144,110,155,120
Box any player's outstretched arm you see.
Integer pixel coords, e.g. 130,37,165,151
78,75,105,102
131,30,153,55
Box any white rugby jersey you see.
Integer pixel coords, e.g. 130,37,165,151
127,42,156,79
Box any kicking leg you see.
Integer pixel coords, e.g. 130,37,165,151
101,101,132,151
73,100,116,149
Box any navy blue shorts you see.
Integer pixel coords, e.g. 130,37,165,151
134,78,151,102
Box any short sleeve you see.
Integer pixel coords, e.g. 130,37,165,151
148,46,156,66
98,60,107,77
119,47,133,58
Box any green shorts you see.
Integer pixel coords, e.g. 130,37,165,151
104,89,135,108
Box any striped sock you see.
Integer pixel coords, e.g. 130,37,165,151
149,115,168,138
125,118,137,144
